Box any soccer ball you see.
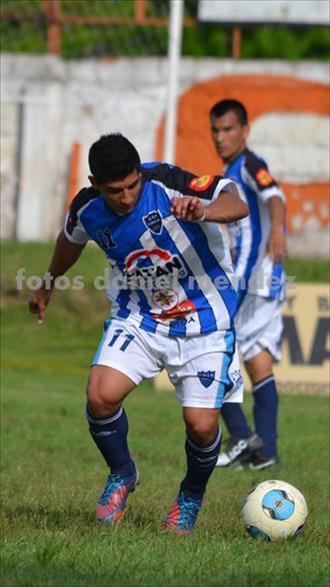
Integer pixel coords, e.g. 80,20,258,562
242,480,308,541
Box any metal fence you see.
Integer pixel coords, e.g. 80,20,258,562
0,0,199,57
0,0,247,59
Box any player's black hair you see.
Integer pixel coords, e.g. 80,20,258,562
209,99,248,126
88,133,141,183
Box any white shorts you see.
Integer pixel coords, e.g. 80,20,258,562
235,294,284,362
92,318,244,409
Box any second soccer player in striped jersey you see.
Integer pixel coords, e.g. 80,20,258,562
210,99,287,471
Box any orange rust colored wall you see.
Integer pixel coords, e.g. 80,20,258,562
155,74,329,233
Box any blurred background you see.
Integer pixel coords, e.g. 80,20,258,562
1,5,330,584
1,0,329,391
1,0,329,252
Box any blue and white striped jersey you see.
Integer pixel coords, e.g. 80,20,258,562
64,163,239,338
224,149,286,303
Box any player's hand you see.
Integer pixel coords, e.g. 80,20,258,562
170,196,206,222
28,286,52,325
267,226,287,263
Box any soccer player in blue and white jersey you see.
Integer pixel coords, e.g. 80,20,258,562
210,100,287,470
29,133,248,535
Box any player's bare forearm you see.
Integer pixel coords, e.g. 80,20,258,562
268,196,286,229
28,231,85,324
267,196,287,262
203,192,248,224
47,230,86,283
171,192,248,224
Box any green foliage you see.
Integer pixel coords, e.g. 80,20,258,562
0,20,46,54
182,24,231,57
0,0,329,60
285,257,330,284
1,242,330,587
61,24,168,59
242,25,330,60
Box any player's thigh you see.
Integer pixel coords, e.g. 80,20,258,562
168,329,243,410
87,364,136,410
244,349,273,384
89,319,162,403
236,295,283,363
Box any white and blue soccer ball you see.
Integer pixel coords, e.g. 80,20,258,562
242,480,308,541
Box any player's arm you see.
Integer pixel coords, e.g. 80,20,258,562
170,191,248,224
28,187,94,324
243,151,287,263
143,163,247,224
28,230,86,324
267,196,287,263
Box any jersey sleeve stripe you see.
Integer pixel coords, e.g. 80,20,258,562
236,186,262,306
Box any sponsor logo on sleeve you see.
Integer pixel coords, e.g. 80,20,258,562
188,175,214,191
256,168,274,187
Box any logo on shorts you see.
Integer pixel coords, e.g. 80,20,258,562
229,368,243,390
143,210,163,235
197,370,216,388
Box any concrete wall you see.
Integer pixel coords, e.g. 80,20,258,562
1,54,329,256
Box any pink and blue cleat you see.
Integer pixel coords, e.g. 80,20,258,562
96,467,139,524
162,490,204,535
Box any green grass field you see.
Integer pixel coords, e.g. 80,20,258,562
1,242,329,587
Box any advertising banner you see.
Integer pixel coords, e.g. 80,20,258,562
198,0,329,26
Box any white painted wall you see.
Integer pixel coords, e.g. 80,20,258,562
1,54,329,256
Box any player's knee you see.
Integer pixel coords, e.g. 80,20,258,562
86,381,120,417
185,420,218,445
184,408,219,444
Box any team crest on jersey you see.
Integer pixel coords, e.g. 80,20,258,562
143,210,163,235
197,370,216,388
188,175,213,192
256,168,273,187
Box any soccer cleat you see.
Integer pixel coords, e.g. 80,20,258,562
248,453,279,470
95,466,139,524
216,433,263,468
161,490,204,536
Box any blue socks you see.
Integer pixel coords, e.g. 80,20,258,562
180,428,222,495
221,375,279,459
86,406,135,476
221,403,252,439
253,375,278,459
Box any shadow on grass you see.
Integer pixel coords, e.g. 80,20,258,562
2,503,95,531
2,501,158,534
1,559,132,587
